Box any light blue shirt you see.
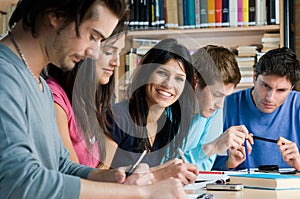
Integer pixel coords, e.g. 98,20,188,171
183,110,223,170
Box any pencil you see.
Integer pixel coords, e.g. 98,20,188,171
178,148,186,163
126,150,147,177
244,139,250,174
253,135,277,143
199,171,224,175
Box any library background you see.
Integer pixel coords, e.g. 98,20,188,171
1,0,300,100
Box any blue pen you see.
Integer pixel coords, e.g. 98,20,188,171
244,139,250,174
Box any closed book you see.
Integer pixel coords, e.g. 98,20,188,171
195,0,201,28
200,0,208,28
229,173,300,190
229,0,238,27
215,0,222,27
237,0,243,26
158,0,165,29
248,0,255,26
177,0,184,28
255,0,266,25
188,0,196,28
222,0,229,27
207,0,215,28
242,0,249,26
266,0,276,25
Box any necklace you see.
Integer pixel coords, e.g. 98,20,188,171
8,32,41,84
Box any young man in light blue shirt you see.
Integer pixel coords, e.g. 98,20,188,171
183,45,253,170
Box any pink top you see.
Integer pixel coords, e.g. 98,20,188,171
46,77,100,168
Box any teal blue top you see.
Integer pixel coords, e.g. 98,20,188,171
183,110,223,170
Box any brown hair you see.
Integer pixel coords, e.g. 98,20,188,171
192,45,241,88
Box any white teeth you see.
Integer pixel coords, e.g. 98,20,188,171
158,90,171,97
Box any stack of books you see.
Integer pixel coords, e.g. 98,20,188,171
235,56,256,88
261,33,280,53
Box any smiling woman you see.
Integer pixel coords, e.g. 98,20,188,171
106,38,199,183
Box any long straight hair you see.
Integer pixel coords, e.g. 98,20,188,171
127,38,196,160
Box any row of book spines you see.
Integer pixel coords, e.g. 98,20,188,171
128,0,279,30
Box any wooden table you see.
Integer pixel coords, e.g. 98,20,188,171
187,188,300,199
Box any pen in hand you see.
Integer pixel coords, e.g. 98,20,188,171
126,150,147,177
178,148,186,163
244,139,250,174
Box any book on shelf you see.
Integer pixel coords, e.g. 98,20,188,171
237,0,243,26
229,173,300,190
188,0,196,28
195,0,201,28
177,0,184,28
248,0,256,26
165,0,179,29
200,0,208,28
125,0,280,31
183,0,189,28
229,0,238,27
266,0,276,25
215,0,222,28
221,0,229,27
207,0,215,28
256,0,267,25
242,0,249,26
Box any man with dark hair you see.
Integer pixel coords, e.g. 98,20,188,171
213,47,300,171
0,0,187,198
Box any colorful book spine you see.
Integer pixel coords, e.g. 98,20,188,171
188,0,196,28
159,0,165,29
248,0,256,26
200,0,208,28
255,0,266,25
183,0,189,28
215,0,222,27
229,0,238,27
237,0,243,26
242,0,249,26
177,0,184,28
222,0,229,27
207,0,215,28
195,0,201,28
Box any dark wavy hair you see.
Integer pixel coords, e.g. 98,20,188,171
9,0,127,37
255,47,300,86
126,38,196,160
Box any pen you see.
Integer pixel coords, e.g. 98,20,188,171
178,148,186,163
199,171,224,175
253,135,277,143
126,150,147,177
244,139,250,174
197,193,213,199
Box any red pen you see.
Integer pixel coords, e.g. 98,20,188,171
199,171,224,175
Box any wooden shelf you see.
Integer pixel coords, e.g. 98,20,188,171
125,25,281,51
128,25,280,37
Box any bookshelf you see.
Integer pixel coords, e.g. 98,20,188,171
118,0,286,99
